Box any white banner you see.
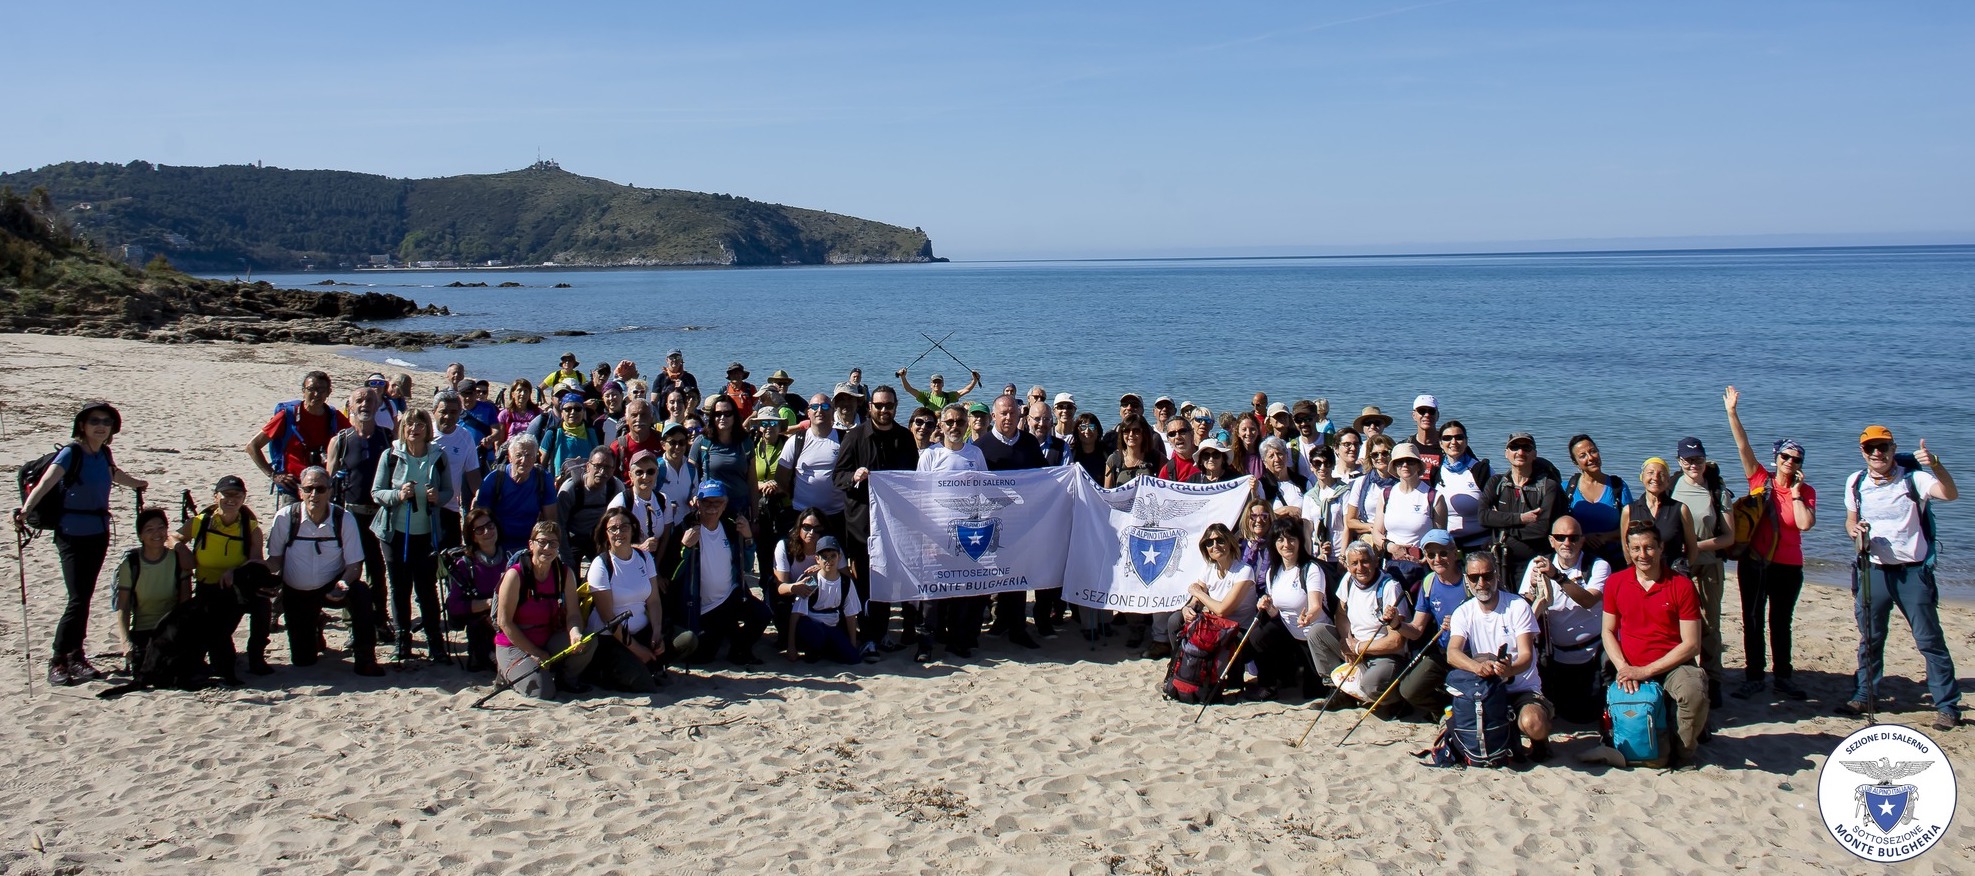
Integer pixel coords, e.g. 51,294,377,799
868,467,1079,603
1063,474,1253,614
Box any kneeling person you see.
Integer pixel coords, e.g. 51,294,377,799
1602,522,1708,765
781,536,864,664
266,467,383,676
1444,551,1552,760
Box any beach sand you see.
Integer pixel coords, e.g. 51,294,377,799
0,334,1970,874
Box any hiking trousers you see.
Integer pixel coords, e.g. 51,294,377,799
385,531,446,661
1736,558,1802,681
283,580,378,669
51,531,109,657
1691,561,1726,686
347,508,391,629
1853,562,1960,711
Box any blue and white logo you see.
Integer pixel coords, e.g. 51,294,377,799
1125,525,1181,585
940,493,1011,561
1122,494,1208,586
1818,724,1957,863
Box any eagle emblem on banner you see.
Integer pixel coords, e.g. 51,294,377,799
941,494,1011,561
1125,494,1208,586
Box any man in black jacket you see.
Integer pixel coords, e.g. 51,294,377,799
830,385,918,651
975,394,1047,648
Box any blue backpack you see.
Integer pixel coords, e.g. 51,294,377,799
1605,680,1669,768
1441,668,1515,767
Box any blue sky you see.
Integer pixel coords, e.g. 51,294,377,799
9,1,1971,259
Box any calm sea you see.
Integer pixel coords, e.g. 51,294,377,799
239,245,1975,595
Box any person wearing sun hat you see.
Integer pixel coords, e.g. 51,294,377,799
541,353,585,404
17,400,149,686
1351,406,1393,449
1842,423,1962,731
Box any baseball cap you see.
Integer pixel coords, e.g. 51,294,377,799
1675,436,1707,459
1413,394,1439,412
1420,529,1455,549
929,373,945,382
1859,425,1894,445
630,449,659,466
214,475,247,494
1266,402,1290,418
660,422,688,439
666,349,683,359
1054,392,1076,406
966,402,989,415
1119,392,1143,405
832,382,865,399
815,535,844,555
1506,432,1536,449
559,352,578,364
1154,396,1175,408
695,480,728,500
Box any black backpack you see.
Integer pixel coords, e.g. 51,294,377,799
18,443,112,532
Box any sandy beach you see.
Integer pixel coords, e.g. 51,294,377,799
0,333,1970,875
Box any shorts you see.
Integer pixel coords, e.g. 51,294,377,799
1510,689,1555,720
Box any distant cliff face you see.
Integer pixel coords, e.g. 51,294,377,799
0,160,941,271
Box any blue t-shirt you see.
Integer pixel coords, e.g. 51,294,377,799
1416,572,1470,649
475,466,554,547
50,444,112,537
1567,474,1632,564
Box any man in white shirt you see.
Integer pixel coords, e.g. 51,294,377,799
675,480,765,666
654,423,699,530
1446,551,1552,760
776,393,847,535
917,403,987,473
1842,426,1960,731
266,467,382,676
431,390,482,550
1516,516,1610,724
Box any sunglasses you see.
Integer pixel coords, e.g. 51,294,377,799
298,484,327,494
1204,538,1229,547
713,411,736,418
664,438,690,446
1369,452,1391,460
1508,443,1534,452
633,467,658,477
84,416,116,427
471,522,497,533
1778,453,1804,464
1441,432,1467,441
911,418,934,426
1193,416,1212,423
1166,430,1188,439
1862,442,1893,456
1464,573,1492,582
1551,533,1582,542
1424,548,1453,558
870,402,897,411
799,524,818,532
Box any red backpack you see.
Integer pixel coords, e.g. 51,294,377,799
1161,612,1242,704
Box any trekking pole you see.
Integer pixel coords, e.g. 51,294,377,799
1855,521,1875,724
15,526,32,695
921,332,976,375
1337,641,1439,746
894,331,952,376
471,611,631,708
1195,614,1264,724
1294,640,1373,747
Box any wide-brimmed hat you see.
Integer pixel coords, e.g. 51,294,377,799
72,400,122,438
726,362,748,378
1389,444,1423,467
769,369,793,384
1194,438,1230,462
1353,406,1392,430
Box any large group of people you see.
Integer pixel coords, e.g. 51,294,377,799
15,351,1964,755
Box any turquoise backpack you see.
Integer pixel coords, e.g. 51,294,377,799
1605,680,1669,768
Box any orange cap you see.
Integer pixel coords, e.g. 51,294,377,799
1859,425,1894,445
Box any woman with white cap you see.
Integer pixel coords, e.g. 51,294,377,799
16,400,149,685
1370,443,1447,594
1186,438,1240,484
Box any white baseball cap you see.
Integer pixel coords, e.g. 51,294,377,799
1413,394,1439,412
1053,392,1076,406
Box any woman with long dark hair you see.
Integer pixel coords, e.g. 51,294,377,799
693,395,757,519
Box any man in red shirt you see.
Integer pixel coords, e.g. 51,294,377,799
246,370,349,507
1602,521,1708,765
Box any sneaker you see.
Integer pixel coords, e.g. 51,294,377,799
1835,700,1869,716
67,652,105,681
47,658,74,687
877,635,907,653
1142,641,1172,660
1772,677,1808,701
1730,679,1766,700
860,642,883,664
1934,710,1959,732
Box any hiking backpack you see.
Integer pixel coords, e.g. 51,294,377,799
1160,612,1242,705
1604,680,1670,768
1435,667,1516,767
17,443,111,532
1723,487,1777,562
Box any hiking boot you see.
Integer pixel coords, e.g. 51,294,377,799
1934,710,1960,732
1008,629,1041,650
1142,641,1172,660
1835,699,1869,716
67,652,105,681
1730,679,1766,700
878,635,906,653
354,663,386,678
1772,677,1808,701
47,658,74,687
1528,740,1555,763
914,641,935,664
247,654,276,676
1034,619,1057,640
